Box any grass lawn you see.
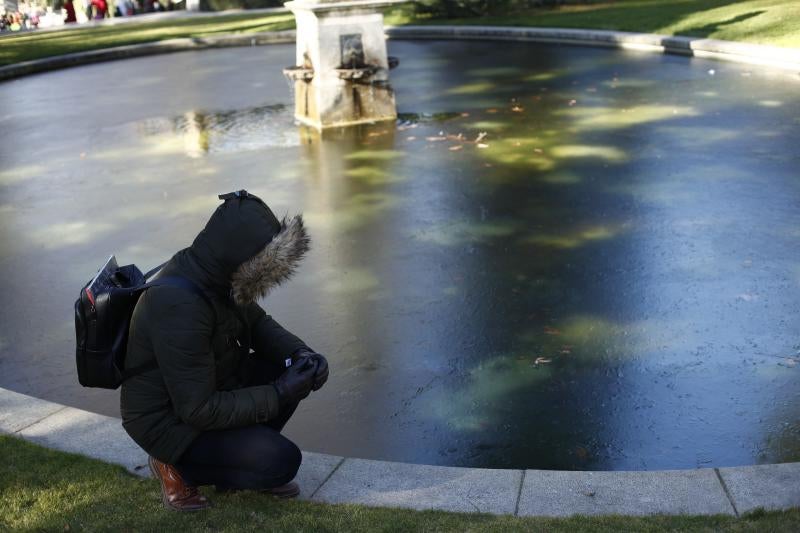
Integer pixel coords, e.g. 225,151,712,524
1,435,799,532
0,12,295,67
0,1,798,67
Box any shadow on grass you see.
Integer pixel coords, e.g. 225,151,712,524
679,10,766,39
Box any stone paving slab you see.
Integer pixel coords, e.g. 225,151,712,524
0,387,66,434
313,458,522,514
17,406,148,474
718,463,800,513
296,451,344,500
518,469,735,517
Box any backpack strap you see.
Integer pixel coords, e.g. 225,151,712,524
121,276,217,381
143,261,168,280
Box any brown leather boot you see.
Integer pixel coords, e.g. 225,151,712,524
262,481,300,499
148,456,212,511
215,481,300,498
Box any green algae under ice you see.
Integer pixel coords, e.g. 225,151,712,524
1,40,799,471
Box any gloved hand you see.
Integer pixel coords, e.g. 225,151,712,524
294,348,329,391
274,356,315,407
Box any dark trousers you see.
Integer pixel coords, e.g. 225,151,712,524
174,358,301,490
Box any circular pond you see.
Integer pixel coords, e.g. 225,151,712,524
1,40,798,471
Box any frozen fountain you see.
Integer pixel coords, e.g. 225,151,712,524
283,0,406,129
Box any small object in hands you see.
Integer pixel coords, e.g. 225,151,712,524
274,358,315,406
294,348,329,391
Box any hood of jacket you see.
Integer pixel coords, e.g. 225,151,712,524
177,192,310,305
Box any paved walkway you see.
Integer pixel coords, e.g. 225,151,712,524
1,387,798,517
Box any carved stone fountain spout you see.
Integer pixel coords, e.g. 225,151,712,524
283,0,407,129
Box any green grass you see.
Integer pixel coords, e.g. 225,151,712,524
0,1,798,67
386,0,800,48
1,435,799,532
0,12,295,66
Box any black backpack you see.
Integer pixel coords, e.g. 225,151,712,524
74,257,214,389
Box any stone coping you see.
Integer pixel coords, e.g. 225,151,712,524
387,26,800,72
1,387,798,516
2,25,799,82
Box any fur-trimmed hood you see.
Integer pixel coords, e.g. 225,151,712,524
179,191,310,304
231,215,310,305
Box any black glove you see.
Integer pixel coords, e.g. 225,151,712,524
274,356,315,407
294,348,329,391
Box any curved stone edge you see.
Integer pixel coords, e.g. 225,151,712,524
386,26,800,73
2,387,799,516
2,24,800,84
0,30,298,83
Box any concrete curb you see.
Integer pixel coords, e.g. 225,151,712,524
2,25,799,83
1,387,798,517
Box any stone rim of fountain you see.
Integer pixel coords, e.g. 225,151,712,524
1,25,797,84
2,386,798,516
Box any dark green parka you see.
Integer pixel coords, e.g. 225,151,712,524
121,194,310,464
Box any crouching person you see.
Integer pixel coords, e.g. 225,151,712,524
120,190,328,511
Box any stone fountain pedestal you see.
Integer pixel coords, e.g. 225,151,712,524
284,0,406,129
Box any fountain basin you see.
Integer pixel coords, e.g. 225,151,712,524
0,39,798,471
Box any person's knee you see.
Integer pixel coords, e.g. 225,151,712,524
278,440,302,479
257,438,301,487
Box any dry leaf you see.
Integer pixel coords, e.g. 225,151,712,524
449,145,463,151
511,105,524,113
543,326,561,335
534,148,543,154
474,132,488,143
406,136,417,141
568,99,577,106
534,357,552,365
477,143,489,149
426,136,447,142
